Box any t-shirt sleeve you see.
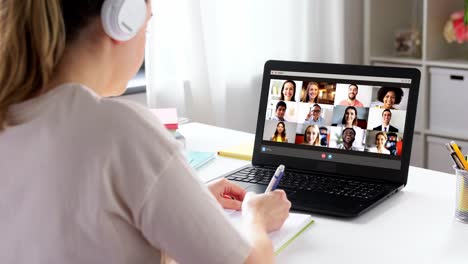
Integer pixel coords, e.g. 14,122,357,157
136,150,252,264
100,100,251,263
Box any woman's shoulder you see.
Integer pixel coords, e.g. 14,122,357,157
367,147,377,153
66,84,177,150
100,97,173,140
370,101,382,108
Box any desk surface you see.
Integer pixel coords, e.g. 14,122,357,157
179,123,468,264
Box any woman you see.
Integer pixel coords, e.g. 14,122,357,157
301,82,319,103
368,132,391,154
271,122,288,142
302,125,321,146
375,87,404,109
279,80,296,101
0,1,290,263
340,106,359,128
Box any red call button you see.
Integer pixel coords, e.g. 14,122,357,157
321,153,326,159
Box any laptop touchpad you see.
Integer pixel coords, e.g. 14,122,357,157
246,185,267,193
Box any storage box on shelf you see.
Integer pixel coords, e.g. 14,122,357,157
429,68,468,134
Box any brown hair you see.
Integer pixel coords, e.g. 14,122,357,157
0,0,105,131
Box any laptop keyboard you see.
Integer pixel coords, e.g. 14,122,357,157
225,167,388,200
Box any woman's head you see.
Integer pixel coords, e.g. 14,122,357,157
280,80,296,101
304,82,319,103
375,132,387,147
0,0,151,130
274,121,286,139
276,122,285,133
377,87,404,109
341,106,357,126
304,125,320,145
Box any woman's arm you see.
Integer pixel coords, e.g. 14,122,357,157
207,179,290,264
242,191,291,264
244,222,274,264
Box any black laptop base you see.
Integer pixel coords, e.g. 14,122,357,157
218,165,402,217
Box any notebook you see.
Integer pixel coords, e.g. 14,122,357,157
224,209,314,254
150,108,178,130
214,60,421,217
187,151,216,170
217,142,254,161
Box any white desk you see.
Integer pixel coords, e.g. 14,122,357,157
179,123,468,264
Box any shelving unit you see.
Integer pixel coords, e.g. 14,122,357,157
364,0,468,173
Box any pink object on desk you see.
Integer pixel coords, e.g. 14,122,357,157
150,108,178,130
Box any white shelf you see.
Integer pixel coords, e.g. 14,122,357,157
365,0,468,171
425,129,468,142
370,56,423,66
426,59,468,70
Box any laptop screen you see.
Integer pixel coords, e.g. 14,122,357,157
259,69,414,171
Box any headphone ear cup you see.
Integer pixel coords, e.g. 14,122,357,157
101,0,147,41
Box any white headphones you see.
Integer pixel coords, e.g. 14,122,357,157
101,0,147,41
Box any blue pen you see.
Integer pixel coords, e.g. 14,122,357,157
265,165,285,193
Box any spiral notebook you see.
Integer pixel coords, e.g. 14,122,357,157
224,209,314,254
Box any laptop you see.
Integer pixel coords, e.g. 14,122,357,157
217,60,420,217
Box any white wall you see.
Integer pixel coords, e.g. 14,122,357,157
344,0,364,65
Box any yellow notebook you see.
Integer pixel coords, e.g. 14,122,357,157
224,210,314,254
217,142,254,161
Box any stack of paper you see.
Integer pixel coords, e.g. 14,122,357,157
151,108,185,146
150,108,179,130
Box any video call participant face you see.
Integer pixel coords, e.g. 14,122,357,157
342,128,356,148
307,83,319,102
276,122,285,134
382,109,392,125
383,91,396,109
376,133,387,148
348,84,358,100
281,81,296,101
304,125,319,144
311,104,321,120
377,87,403,109
275,101,287,120
320,127,328,135
343,107,357,126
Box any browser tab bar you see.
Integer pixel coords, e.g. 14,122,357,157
271,70,412,84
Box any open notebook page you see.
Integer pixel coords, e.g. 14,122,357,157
224,209,314,254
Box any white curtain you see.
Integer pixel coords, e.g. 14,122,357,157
146,0,362,133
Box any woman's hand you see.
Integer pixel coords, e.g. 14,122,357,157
207,178,247,210
242,190,291,233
